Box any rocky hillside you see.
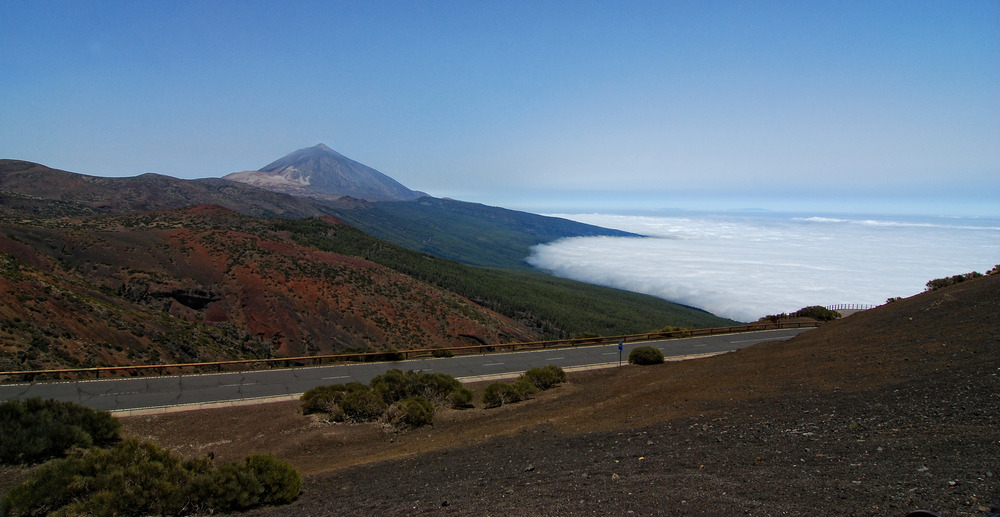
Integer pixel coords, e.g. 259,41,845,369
0,206,536,372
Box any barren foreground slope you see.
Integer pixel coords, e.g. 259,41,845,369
121,274,999,516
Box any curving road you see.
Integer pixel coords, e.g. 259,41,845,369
0,328,811,413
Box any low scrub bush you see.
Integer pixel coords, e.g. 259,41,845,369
384,396,434,429
482,382,519,408
628,346,665,365
300,382,368,415
302,370,473,425
448,386,474,408
369,369,464,406
0,398,121,464
523,364,567,390
482,365,565,408
792,306,841,321
340,389,388,422
0,439,302,516
926,271,984,291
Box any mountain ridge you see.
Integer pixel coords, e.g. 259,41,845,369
0,158,639,269
223,144,427,202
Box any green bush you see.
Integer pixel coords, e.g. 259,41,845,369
340,389,388,422
792,305,841,321
448,386,474,409
1,439,302,517
385,396,435,429
523,364,567,390
370,369,464,405
303,370,471,423
189,454,302,511
482,365,566,409
300,382,368,415
628,346,665,365
482,382,518,408
511,376,539,399
0,398,121,464
926,271,984,291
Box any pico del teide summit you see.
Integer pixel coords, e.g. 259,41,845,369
223,144,427,202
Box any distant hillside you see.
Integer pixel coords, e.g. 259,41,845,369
224,144,426,202
0,159,332,219
0,206,537,372
0,159,637,270
275,217,737,336
0,205,736,373
325,197,638,269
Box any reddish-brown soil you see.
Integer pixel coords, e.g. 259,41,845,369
117,275,999,516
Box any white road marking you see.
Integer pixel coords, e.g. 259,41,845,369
483,363,505,367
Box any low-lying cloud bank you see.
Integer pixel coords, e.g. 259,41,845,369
528,212,1000,322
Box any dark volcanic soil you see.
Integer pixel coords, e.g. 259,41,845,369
119,275,1000,516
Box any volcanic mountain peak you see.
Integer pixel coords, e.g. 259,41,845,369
223,144,426,202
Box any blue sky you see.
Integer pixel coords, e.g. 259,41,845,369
2,1,998,216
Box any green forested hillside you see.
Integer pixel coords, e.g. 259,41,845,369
324,197,637,270
275,218,738,337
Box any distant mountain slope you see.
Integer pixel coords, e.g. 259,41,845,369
0,159,332,219
224,144,426,202
326,197,638,269
0,159,637,270
0,206,537,371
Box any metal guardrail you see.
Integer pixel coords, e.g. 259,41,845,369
825,304,878,311
0,321,819,382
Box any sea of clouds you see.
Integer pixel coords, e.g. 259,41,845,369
527,212,1000,322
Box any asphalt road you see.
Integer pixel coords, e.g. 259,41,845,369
0,328,811,412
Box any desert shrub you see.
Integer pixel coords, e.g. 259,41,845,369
419,372,465,403
369,369,412,404
188,454,302,511
448,386,474,409
792,306,841,321
370,369,464,405
305,370,470,423
339,389,388,422
523,364,566,390
482,365,565,409
1,440,301,517
482,382,518,408
0,398,121,464
385,397,434,429
628,346,665,365
511,376,539,399
300,382,368,415
926,271,984,291
482,379,537,408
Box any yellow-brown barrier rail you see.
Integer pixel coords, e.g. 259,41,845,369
0,321,819,382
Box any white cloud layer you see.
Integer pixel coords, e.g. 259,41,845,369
527,212,1000,322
